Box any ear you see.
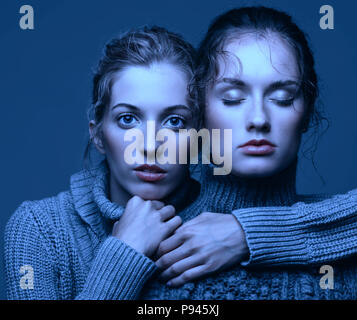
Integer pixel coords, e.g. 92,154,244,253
89,120,106,155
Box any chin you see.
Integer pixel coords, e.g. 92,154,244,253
232,157,280,178
133,187,168,201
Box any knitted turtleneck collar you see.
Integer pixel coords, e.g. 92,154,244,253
178,157,298,222
70,158,297,235
91,161,124,221
70,160,200,234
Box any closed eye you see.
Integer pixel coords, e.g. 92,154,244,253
269,98,295,107
222,98,246,106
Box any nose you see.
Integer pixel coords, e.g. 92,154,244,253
139,120,159,163
246,97,271,133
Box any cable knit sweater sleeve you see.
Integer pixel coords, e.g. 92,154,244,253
4,201,157,300
232,188,357,266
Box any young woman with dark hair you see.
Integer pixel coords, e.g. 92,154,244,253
151,6,357,299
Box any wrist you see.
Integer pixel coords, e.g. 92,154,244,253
229,214,249,259
113,233,147,256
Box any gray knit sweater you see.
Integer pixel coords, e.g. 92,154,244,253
4,160,357,299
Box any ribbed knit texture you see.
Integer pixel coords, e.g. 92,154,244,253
233,189,357,267
4,159,357,299
140,159,357,300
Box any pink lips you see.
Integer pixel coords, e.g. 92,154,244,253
239,139,276,155
134,164,167,182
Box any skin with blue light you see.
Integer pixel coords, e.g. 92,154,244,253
156,32,309,287
89,60,247,280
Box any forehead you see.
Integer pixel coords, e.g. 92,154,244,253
217,34,299,83
110,62,188,108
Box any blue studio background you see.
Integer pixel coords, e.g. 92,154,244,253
1,0,356,299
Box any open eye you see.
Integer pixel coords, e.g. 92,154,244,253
117,114,139,128
164,116,186,129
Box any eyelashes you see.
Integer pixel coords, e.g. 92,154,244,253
115,113,187,129
221,97,295,107
116,113,139,128
222,98,246,106
220,87,298,107
164,115,187,129
270,98,295,106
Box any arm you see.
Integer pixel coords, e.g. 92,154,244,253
233,188,357,266
4,202,156,300
5,202,63,299
156,212,248,287
76,237,157,300
79,196,182,300
156,189,357,286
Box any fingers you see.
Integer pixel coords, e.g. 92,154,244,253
127,195,143,207
127,196,165,210
156,232,184,258
156,241,189,270
158,205,175,221
151,200,165,210
164,215,182,235
159,256,201,281
167,265,207,287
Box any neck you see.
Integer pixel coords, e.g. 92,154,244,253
161,172,201,213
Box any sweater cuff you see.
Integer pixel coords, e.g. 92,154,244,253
232,207,311,267
78,236,157,300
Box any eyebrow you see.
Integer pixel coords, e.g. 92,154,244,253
269,80,301,91
111,103,140,111
164,105,192,113
219,78,300,90
111,103,192,113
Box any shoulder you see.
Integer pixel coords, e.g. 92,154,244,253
296,188,357,204
5,190,74,248
5,161,106,248
6,160,101,238
295,193,331,204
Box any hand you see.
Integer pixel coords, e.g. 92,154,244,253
155,212,248,287
112,196,182,258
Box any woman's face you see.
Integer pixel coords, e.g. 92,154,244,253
90,62,195,203
205,34,306,178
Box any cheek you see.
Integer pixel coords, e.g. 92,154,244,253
102,125,128,158
275,109,305,148
205,94,223,129
205,102,235,130
177,133,189,161
204,102,217,129
205,101,245,151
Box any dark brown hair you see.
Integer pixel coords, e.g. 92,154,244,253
192,6,330,171
194,6,327,136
